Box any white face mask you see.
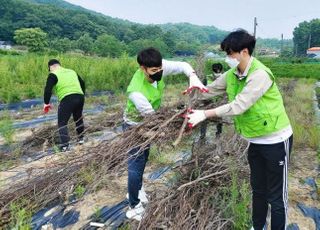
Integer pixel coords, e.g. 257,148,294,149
225,56,240,68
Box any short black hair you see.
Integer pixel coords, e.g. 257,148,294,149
220,29,256,55
137,47,162,67
48,59,60,67
212,63,223,73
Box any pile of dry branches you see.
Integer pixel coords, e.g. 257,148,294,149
0,102,204,225
21,110,123,153
0,95,228,226
138,134,249,229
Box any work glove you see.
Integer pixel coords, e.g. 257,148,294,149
43,104,52,114
186,109,206,128
183,74,209,94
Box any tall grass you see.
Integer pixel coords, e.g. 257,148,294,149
1,53,320,103
220,170,251,229
281,78,320,150
0,53,138,103
9,199,32,230
0,112,15,144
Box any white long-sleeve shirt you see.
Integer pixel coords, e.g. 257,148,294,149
124,59,195,125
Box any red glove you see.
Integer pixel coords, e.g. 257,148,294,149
43,104,52,114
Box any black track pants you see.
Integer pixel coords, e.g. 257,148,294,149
58,94,84,145
248,135,293,230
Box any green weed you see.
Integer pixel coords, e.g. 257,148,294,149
148,146,174,166
9,200,32,230
74,184,86,199
220,171,251,230
0,113,15,144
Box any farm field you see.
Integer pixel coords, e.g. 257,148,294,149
0,55,319,229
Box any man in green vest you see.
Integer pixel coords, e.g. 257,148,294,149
124,47,207,221
186,30,293,230
43,59,86,151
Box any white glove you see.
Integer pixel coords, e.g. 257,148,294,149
183,74,208,94
186,110,206,128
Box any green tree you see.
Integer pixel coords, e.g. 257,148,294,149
2,0,228,55
162,31,176,54
279,47,294,57
76,33,94,54
93,34,126,57
14,27,48,52
127,38,170,57
175,41,199,56
49,37,74,53
293,19,320,56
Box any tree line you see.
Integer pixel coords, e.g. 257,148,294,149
3,0,316,57
1,0,227,57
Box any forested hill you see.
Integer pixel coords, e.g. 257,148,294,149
0,0,227,52
23,0,133,24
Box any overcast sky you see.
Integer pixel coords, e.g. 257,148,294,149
65,0,319,39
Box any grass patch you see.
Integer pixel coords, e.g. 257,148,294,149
148,146,175,166
0,112,15,144
78,164,97,185
0,53,137,103
220,170,251,230
2,54,319,103
282,78,320,150
74,184,86,199
8,199,32,230
0,159,15,171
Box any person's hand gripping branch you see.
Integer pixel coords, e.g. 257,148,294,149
185,109,206,128
183,72,208,94
43,103,52,114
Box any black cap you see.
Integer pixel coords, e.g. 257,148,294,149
48,59,60,67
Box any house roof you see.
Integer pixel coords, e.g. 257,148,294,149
307,47,320,51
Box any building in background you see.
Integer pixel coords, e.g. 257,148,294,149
307,47,320,58
0,41,12,50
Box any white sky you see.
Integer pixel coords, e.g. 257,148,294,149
65,0,320,39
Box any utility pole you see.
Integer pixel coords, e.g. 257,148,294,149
281,33,284,54
253,17,258,56
253,17,258,38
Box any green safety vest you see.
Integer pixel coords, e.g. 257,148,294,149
125,69,165,122
226,58,290,138
53,67,84,101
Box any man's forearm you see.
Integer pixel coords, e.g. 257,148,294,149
204,108,217,118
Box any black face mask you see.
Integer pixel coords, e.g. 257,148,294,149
149,70,163,82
